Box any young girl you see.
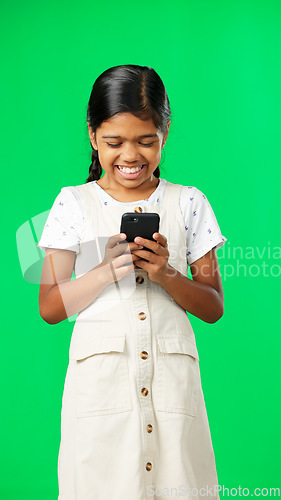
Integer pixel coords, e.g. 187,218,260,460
38,64,227,500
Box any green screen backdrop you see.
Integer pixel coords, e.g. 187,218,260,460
1,0,281,498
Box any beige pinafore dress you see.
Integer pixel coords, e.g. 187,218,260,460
57,180,220,500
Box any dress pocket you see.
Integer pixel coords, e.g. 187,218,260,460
154,335,200,417
72,335,133,418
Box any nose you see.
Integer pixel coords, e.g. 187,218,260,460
119,142,140,163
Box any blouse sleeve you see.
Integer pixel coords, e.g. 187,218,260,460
180,186,227,266
37,186,85,253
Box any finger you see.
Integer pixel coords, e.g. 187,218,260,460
128,242,144,250
152,232,168,247
111,241,143,261
113,260,135,282
134,236,155,250
109,240,129,259
107,233,127,249
133,236,166,255
115,241,144,257
131,249,155,262
118,241,143,256
112,252,139,268
133,258,148,270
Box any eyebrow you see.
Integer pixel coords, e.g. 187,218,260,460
101,134,158,139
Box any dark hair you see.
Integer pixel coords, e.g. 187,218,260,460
86,64,171,183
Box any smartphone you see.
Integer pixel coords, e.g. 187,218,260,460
120,212,160,262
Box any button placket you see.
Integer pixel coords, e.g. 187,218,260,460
132,271,155,488
73,182,195,495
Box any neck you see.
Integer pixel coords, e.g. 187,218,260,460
96,176,160,203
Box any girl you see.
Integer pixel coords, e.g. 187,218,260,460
38,64,227,500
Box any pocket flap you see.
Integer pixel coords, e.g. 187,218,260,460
156,335,199,360
70,335,126,361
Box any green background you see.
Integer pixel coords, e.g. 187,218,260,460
2,0,281,498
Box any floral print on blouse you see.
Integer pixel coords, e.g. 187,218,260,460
37,178,227,266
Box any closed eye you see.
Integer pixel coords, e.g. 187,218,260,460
106,142,155,148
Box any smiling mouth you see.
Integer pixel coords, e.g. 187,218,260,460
116,164,146,173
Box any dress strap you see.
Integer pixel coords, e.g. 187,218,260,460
75,182,102,213
161,180,183,207
75,179,184,213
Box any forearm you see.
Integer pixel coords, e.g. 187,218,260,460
159,267,224,324
41,263,112,325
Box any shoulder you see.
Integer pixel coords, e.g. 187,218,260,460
161,178,211,195
180,185,212,208
160,178,196,198
162,181,203,205
57,184,90,217
164,183,216,227
60,182,89,198
178,186,201,224
162,179,201,197
160,179,207,211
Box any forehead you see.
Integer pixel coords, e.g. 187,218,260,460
97,112,160,137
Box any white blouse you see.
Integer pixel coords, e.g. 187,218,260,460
37,178,227,266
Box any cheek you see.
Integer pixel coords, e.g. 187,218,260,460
148,146,162,162
154,148,162,162
99,148,116,163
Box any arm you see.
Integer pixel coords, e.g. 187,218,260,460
39,235,140,325
39,248,111,325
158,248,224,324
132,234,224,324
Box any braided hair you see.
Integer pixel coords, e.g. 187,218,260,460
87,148,102,182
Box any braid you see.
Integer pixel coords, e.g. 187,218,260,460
86,149,102,183
154,166,160,178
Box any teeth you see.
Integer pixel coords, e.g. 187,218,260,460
117,165,144,173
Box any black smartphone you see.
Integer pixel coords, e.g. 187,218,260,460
120,212,160,262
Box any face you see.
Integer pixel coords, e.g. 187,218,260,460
88,112,170,194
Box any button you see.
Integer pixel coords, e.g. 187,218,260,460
146,424,153,433
136,275,144,284
146,462,152,471
138,312,147,321
134,206,143,213
141,387,149,397
140,351,148,360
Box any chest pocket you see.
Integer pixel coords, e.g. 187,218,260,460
153,335,200,417
71,335,133,418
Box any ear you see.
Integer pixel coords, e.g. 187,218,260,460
161,120,171,149
87,122,98,150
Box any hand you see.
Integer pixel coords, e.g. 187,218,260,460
131,232,175,284
101,233,143,285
